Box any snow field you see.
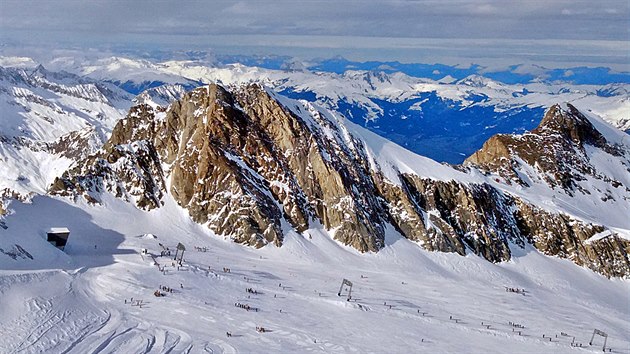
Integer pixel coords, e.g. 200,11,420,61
0,195,628,353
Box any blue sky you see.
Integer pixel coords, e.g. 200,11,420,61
1,0,628,70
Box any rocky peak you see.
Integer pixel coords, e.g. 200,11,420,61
50,89,630,278
52,83,388,251
464,103,627,192
534,103,607,149
30,64,49,78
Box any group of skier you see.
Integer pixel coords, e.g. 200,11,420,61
509,321,525,328
159,285,173,293
234,302,258,312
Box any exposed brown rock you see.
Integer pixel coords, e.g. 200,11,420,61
48,127,101,161
51,84,388,250
514,200,630,277
465,103,627,193
49,87,630,277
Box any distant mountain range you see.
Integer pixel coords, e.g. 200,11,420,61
93,52,630,85
4,55,627,163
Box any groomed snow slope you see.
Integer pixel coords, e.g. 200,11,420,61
0,194,628,353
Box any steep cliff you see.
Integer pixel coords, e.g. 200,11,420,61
50,86,630,277
52,85,388,250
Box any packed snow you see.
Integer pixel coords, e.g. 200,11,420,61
0,195,628,353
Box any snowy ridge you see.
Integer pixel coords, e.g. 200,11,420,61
0,66,131,198
36,56,630,130
41,83,630,280
463,103,630,240
0,58,629,352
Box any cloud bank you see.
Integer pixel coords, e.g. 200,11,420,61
1,0,628,69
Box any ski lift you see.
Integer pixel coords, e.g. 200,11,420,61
174,242,186,264
337,278,353,301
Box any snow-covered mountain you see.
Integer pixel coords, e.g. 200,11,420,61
0,64,131,201
1,56,629,353
1,57,628,274
44,83,630,278
13,56,629,163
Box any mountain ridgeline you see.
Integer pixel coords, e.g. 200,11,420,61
50,84,630,278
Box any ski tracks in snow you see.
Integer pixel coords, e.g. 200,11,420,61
0,268,235,354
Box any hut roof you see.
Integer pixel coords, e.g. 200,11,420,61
48,227,70,234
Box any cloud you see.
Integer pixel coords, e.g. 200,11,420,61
470,3,500,15
561,8,588,16
0,0,628,68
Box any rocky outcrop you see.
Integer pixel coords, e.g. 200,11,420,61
514,200,630,277
465,103,627,193
463,103,630,276
52,84,387,250
48,127,102,161
50,86,630,278
234,86,386,251
397,177,519,262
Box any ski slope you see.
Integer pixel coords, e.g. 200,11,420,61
1,195,628,353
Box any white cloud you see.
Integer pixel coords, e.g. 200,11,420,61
561,8,588,16
470,3,499,15
0,0,627,68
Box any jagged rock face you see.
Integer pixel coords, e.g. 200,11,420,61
50,104,165,209
398,176,519,262
380,174,630,275
382,175,524,263
48,127,102,161
50,139,166,209
465,103,627,193
163,87,286,247
534,104,608,148
514,201,630,277
233,86,385,251
52,84,387,250
50,87,630,278
462,103,630,277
